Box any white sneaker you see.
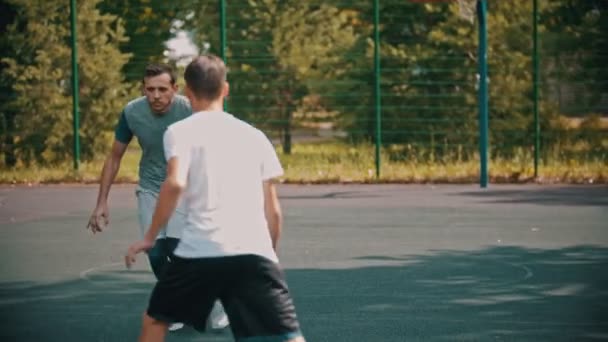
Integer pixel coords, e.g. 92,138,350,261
210,313,229,330
168,322,184,331
209,301,230,330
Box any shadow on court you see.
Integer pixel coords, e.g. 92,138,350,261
1,245,607,342
280,190,384,200
456,186,608,207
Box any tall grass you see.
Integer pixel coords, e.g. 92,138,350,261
0,148,141,184
278,142,606,183
0,142,605,184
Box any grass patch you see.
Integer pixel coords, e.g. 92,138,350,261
278,142,606,184
0,148,141,184
0,142,605,184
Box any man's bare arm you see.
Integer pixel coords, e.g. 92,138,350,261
88,140,128,233
96,141,128,205
263,180,283,251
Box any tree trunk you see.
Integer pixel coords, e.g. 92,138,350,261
2,111,16,167
282,105,292,155
280,84,295,155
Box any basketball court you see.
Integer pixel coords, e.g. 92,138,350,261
0,184,607,341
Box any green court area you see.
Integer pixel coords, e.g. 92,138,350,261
0,184,607,341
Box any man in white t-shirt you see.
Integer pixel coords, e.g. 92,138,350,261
125,54,305,342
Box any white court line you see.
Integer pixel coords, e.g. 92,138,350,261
0,263,148,305
0,263,132,305
0,293,86,305
501,261,534,284
520,263,534,280
79,262,124,283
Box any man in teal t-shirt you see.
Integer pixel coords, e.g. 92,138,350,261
87,63,228,331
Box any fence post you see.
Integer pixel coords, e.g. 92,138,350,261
219,0,227,111
477,0,489,188
533,0,540,178
70,0,80,170
219,0,226,61
373,0,382,178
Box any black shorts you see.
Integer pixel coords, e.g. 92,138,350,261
147,254,302,341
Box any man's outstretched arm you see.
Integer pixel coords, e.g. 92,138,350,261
88,140,128,233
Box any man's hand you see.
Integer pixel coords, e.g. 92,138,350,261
87,204,109,234
125,238,155,269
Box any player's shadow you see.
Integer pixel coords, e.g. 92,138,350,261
280,190,382,200
286,245,608,341
1,245,607,341
455,185,608,206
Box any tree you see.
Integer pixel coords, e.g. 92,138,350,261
0,0,17,166
331,1,469,155
99,0,181,81
542,0,608,114
337,0,537,159
1,0,132,165
173,0,600,161
174,0,219,55
179,0,359,154
254,1,359,153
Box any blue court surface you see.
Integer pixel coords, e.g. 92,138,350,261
0,184,607,341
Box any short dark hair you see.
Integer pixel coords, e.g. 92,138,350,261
143,63,176,85
184,55,226,101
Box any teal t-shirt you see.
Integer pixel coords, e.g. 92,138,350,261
115,95,191,193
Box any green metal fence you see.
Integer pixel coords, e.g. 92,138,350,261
216,0,494,184
2,0,606,183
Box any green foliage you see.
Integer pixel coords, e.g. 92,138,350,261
2,141,605,184
381,1,472,153
542,0,608,114
0,0,18,166
1,0,132,166
99,0,181,81
330,0,605,162
174,0,218,55
534,1,608,162
337,1,535,157
183,1,360,154
1,0,605,172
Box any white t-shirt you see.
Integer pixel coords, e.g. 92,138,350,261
163,111,283,263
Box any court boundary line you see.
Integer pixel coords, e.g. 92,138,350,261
79,262,124,280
